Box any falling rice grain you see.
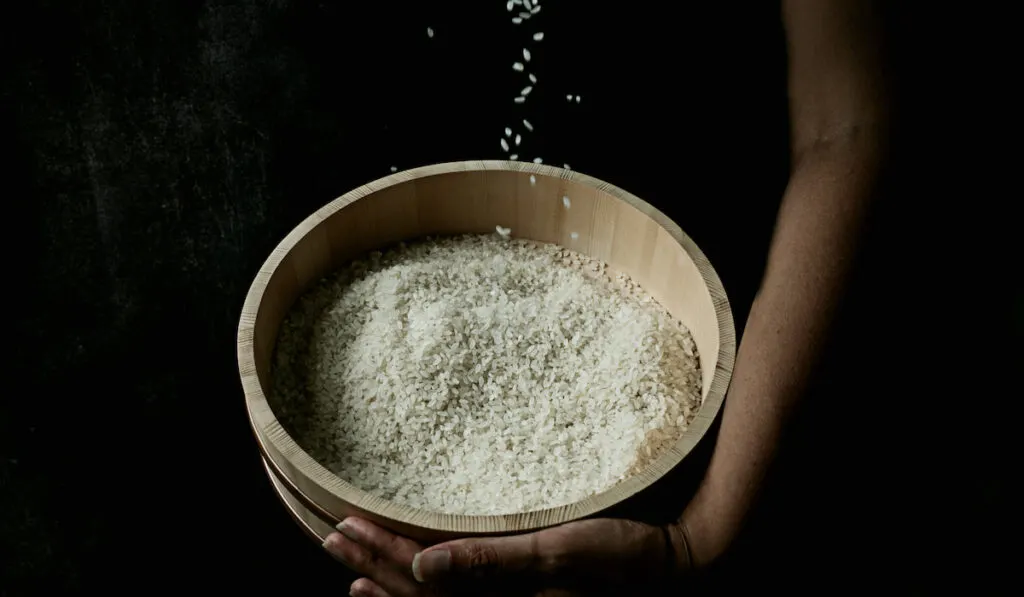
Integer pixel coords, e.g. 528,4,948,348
518,12,531,19
427,27,434,38
513,62,524,72
533,157,543,164
563,195,571,209
515,134,521,146
528,73,537,84
529,174,536,185
512,17,522,24
533,32,544,41
521,86,533,96
575,95,581,103
566,94,573,101
390,166,397,172
514,96,526,104
501,138,510,152
523,48,531,62
507,0,514,10
531,5,541,14
510,154,518,160
524,0,532,9
505,127,512,137
523,119,534,131
564,163,571,170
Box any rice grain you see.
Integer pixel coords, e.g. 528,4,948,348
271,235,702,515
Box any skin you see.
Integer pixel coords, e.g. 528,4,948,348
323,1,889,594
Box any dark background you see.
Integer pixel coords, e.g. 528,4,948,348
1,1,1014,594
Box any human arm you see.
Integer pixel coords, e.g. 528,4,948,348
322,1,891,594
680,0,890,565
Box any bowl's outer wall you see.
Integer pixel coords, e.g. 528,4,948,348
238,161,736,542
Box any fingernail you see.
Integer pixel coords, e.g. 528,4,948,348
335,518,360,541
322,534,351,565
349,579,372,597
412,549,451,583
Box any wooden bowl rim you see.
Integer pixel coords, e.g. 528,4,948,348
263,457,333,544
237,160,736,534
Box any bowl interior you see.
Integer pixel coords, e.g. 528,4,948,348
238,161,734,540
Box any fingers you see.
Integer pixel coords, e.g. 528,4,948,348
338,517,423,569
323,532,421,597
412,519,676,588
532,519,680,584
350,578,393,597
412,533,542,584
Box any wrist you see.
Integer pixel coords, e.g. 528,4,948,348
677,491,736,570
664,521,695,576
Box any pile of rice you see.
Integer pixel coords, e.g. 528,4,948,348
270,234,701,515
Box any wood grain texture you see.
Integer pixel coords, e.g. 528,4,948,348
263,457,335,543
237,160,736,544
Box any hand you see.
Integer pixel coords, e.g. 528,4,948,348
322,516,692,597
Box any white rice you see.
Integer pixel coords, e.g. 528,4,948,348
523,118,534,131
271,235,702,516
533,32,544,41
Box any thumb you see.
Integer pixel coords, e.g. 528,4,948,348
412,533,541,584
413,519,688,587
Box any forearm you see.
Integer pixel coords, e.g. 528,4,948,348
680,135,885,565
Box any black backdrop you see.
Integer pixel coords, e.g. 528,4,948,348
2,1,1015,594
